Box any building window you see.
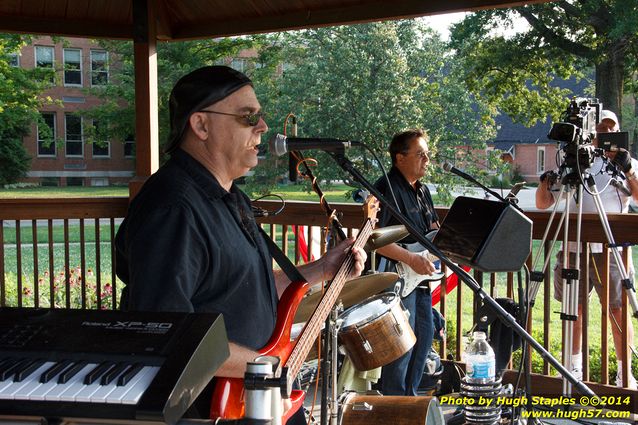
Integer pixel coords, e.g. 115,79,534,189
90,50,108,86
91,120,110,158
35,46,55,82
230,58,247,72
537,147,545,174
8,53,19,67
65,114,83,157
67,177,85,187
37,113,56,157
63,48,82,86
124,135,135,158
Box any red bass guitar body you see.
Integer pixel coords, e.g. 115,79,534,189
209,278,311,423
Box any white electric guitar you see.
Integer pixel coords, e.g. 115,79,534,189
395,233,445,297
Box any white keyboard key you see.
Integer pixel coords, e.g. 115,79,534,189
121,366,160,405
13,362,56,400
44,364,95,401
106,366,154,404
1,362,54,399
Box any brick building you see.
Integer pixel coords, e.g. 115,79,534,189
16,37,135,187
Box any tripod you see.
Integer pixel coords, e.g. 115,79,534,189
529,160,638,395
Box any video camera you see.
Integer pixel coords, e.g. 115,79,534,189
547,98,603,170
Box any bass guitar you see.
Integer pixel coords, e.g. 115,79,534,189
210,197,379,424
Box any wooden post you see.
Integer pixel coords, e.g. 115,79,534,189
130,0,159,199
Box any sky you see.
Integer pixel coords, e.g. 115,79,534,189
421,12,467,40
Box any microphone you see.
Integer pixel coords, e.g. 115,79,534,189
269,133,361,157
441,161,479,184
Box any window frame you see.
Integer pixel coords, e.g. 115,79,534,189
63,48,83,87
65,114,84,158
35,45,55,83
537,146,546,174
91,120,111,158
90,50,109,86
37,112,57,157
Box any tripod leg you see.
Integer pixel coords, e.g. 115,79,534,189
586,175,638,387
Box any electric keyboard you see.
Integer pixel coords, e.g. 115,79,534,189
0,307,228,425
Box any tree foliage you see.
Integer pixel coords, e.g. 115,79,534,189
0,34,55,185
449,0,638,125
248,21,498,201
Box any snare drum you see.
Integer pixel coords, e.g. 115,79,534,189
338,293,416,371
339,392,444,425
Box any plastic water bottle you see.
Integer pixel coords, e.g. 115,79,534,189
465,331,496,383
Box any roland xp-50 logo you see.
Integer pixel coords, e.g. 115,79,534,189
82,320,173,332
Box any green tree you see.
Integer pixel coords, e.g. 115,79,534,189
250,21,498,202
449,1,638,125
0,34,55,185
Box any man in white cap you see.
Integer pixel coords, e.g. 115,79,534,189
536,109,638,389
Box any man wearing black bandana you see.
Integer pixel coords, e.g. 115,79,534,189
373,129,440,396
115,66,366,418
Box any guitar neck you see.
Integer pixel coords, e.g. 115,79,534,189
285,219,374,379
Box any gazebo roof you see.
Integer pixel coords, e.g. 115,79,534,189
0,0,547,40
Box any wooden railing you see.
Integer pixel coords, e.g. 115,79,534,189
1,197,637,399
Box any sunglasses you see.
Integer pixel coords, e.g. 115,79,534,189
198,109,265,126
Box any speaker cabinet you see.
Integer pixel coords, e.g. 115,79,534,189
433,197,532,272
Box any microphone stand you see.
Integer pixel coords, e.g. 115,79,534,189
327,150,596,398
448,166,526,214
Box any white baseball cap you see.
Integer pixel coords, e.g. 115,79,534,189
600,109,619,126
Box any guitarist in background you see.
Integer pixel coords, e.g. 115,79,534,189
115,66,367,421
373,129,440,396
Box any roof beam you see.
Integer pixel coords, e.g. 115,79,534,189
171,0,550,40
0,15,132,39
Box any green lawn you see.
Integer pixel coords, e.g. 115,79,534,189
0,186,130,198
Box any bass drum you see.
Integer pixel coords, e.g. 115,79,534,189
339,392,445,425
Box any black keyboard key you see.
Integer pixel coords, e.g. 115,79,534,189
58,360,88,384
15,359,45,382
0,359,30,381
101,362,129,386
83,361,115,385
40,359,73,383
117,363,144,386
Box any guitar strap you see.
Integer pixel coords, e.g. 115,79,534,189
259,227,307,282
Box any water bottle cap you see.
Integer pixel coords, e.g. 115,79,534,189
472,331,487,339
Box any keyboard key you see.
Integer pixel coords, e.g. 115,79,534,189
40,359,73,383
83,361,115,385
117,363,144,386
15,359,45,382
100,363,129,386
58,361,88,384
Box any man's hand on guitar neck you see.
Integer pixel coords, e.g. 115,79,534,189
319,237,367,281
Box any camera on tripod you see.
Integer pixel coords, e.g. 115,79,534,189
547,98,603,170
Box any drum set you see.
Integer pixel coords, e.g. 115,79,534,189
291,225,445,425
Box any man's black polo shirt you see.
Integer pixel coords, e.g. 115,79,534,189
374,166,438,243
115,149,278,350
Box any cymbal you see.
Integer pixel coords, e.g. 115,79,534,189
294,272,398,323
364,225,409,251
